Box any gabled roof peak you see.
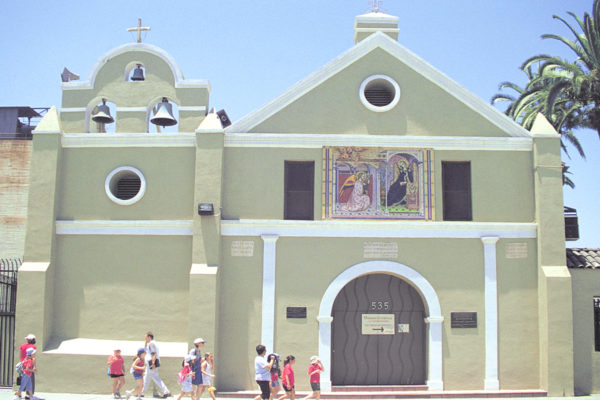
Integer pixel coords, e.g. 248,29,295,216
354,11,399,44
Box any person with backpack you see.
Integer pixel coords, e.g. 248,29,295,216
188,337,205,400
175,354,195,400
14,348,36,400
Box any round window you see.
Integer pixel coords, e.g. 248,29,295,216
359,75,401,112
105,166,146,205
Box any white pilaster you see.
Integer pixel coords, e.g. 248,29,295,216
317,315,334,392
481,236,500,390
261,234,279,352
425,316,444,391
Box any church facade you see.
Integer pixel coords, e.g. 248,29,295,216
16,12,581,396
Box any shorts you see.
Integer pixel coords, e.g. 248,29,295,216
133,372,144,380
19,373,32,392
257,380,270,399
271,380,280,387
110,373,124,378
310,382,321,391
283,384,294,392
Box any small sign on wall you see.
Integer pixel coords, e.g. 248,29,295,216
231,241,254,257
505,242,528,259
363,242,398,259
361,314,395,335
451,312,477,328
398,323,410,333
286,307,307,319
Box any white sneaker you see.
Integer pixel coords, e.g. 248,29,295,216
126,390,133,399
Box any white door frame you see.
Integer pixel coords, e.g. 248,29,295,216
317,260,444,391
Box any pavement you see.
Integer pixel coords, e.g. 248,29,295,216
2,389,600,400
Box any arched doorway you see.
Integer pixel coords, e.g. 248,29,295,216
331,273,426,385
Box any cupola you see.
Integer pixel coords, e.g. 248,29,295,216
354,11,399,44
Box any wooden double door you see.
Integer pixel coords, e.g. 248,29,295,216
331,274,426,385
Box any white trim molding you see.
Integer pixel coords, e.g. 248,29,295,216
359,74,401,112
221,219,537,239
224,133,532,151
55,220,193,236
318,260,443,392
226,32,531,138
481,236,500,390
261,234,279,353
62,132,197,148
105,166,146,205
61,43,210,91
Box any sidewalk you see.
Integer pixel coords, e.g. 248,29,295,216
2,389,600,400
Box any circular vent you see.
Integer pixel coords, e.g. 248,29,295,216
359,75,401,112
105,166,146,205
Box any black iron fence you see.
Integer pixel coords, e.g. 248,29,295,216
0,258,20,387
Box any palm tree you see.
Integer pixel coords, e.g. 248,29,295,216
492,65,585,158
498,0,600,138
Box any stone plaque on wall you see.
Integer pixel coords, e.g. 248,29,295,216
363,242,398,259
231,241,254,257
506,242,528,259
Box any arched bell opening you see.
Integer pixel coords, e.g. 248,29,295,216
85,97,116,133
124,61,146,82
147,96,179,133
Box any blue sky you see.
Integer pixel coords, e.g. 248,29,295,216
1,0,597,246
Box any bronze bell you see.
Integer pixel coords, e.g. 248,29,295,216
150,97,177,127
131,64,145,81
91,99,114,124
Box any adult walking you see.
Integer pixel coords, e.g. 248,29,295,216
188,338,205,400
253,344,274,400
141,332,171,398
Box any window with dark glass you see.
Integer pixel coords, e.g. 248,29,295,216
284,161,314,220
594,297,600,351
442,161,472,221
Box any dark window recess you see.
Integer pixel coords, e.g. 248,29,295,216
442,161,472,221
364,85,393,106
594,297,600,351
284,161,314,220
116,176,141,200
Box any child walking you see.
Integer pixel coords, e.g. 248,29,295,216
126,348,147,400
302,356,323,400
176,354,196,400
267,354,281,400
14,348,36,400
277,355,295,400
108,348,125,399
201,352,217,400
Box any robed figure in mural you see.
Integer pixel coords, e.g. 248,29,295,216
338,172,370,212
386,160,413,207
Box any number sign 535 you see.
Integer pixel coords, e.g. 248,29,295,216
370,301,391,311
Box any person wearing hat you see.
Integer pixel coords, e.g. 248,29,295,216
175,354,195,400
302,356,323,400
126,348,147,400
14,348,36,400
188,338,205,400
107,348,125,399
19,334,37,396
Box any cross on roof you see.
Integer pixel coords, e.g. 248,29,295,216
127,18,151,43
370,0,383,12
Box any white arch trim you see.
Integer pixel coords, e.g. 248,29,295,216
317,260,443,392
61,43,209,91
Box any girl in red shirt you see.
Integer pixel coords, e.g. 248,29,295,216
107,348,125,399
277,355,296,400
302,356,323,400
